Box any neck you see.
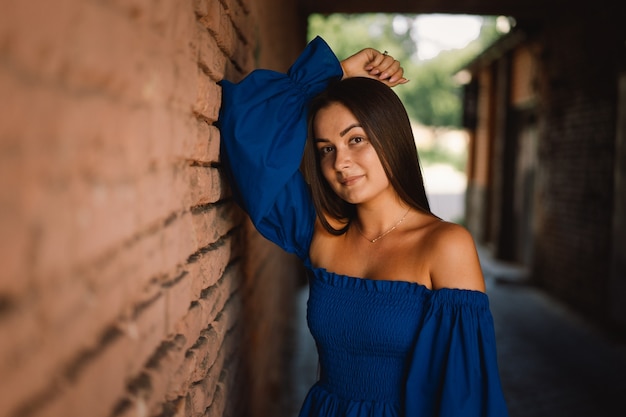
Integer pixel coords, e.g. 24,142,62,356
355,203,411,243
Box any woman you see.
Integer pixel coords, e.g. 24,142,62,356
219,36,509,417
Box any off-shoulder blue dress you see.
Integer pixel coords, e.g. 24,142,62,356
218,36,509,417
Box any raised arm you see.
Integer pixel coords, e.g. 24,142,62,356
218,36,343,258
340,48,408,86
218,37,408,258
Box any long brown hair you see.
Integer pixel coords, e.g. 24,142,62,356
302,77,432,235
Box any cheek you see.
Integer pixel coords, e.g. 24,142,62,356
319,157,335,182
365,152,391,184
361,147,385,170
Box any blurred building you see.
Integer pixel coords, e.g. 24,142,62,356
1,1,624,417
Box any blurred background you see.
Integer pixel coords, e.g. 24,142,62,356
1,1,625,417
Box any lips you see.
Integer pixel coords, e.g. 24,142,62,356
338,175,363,186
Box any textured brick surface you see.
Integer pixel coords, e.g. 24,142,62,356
532,17,617,318
464,10,625,329
0,1,308,417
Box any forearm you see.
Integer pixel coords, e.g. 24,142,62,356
340,48,408,86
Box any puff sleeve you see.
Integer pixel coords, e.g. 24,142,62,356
405,289,510,417
217,37,343,259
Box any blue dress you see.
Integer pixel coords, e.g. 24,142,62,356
218,36,509,417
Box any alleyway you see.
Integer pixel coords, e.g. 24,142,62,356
287,246,626,417
482,247,626,417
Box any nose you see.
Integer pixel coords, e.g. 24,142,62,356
333,146,351,171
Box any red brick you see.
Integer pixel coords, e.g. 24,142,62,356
200,0,239,59
188,121,221,164
206,382,227,417
187,165,226,207
163,213,198,270
188,346,227,416
62,4,145,98
192,204,238,248
198,29,227,81
171,113,199,162
28,211,197,373
193,0,210,17
199,0,222,36
164,273,193,337
194,71,221,122
187,238,233,298
200,327,223,374
139,337,188,415
167,53,199,115
36,331,131,417
0,1,308,416
165,335,207,400
0,311,54,416
131,292,168,370
0,0,78,82
222,0,254,46
134,165,187,230
54,99,149,181
188,380,213,417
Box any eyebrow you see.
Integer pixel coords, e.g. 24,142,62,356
314,123,362,143
340,123,361,137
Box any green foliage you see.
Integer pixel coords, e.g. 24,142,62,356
308,14,505,128
399,57,463,127
418,139,467,172
308,13,416,62
308,13,508,174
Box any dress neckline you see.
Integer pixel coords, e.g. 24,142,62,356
304,258,489,307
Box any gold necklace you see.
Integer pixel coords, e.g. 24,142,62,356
356,208,410,243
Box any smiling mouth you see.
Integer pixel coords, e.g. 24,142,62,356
339,175,363,186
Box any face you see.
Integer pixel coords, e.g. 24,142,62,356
312,102,394,205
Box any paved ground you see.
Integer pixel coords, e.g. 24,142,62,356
481,246,626,417
286,246,626,417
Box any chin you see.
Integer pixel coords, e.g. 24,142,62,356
340,194,366,205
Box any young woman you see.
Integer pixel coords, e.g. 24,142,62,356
219,36,509,417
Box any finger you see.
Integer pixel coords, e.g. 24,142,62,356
386,64,409,84
390,77,410,87
360,50,410,86
382,76,410,88
364,52,392,73
370,59,402,82
363,49,384,71
368,54,402,78
378,59,401,80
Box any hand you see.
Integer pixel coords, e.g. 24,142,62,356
340,48,408,87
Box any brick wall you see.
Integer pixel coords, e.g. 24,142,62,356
463,10,625,326
0,1,307,416
533,14,618,318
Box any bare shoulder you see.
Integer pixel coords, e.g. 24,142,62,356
310,214,345,264
427,221,486,292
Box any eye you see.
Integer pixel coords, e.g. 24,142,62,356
350,136,365,144
318,145,334,156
